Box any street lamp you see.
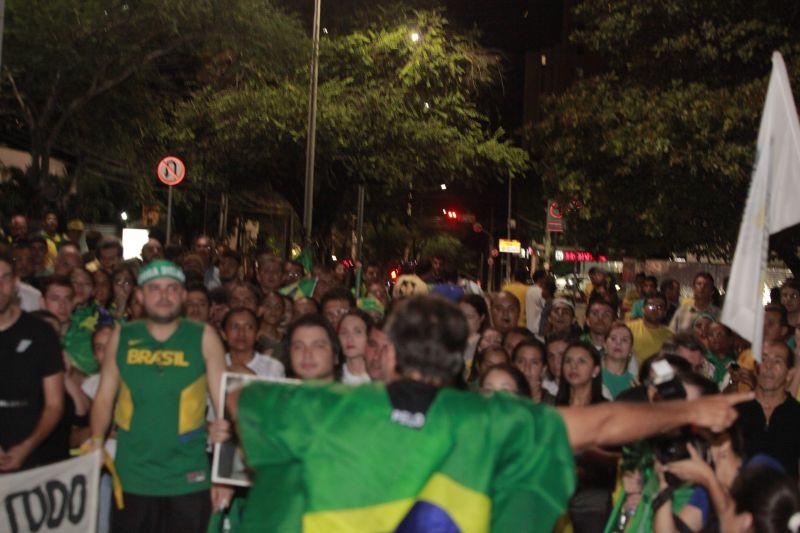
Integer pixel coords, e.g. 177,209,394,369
120,211,128,222
410,31,420,43
303,0,322,244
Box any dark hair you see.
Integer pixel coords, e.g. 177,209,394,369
645,291,668,307
320,286,356,309
765,339,795,369
512,338,546,364
587,293,617,316
284,313,343,380
41,275,74,296
765,303,790,328
504,326,535,345
555,341,604,406
186,283,208,298
112,265,138,287
228,280,263,307
545,330,577,347
480,363,532,398
781,277,800,294
468,346,510,383
208,286,230,305
340,309,374,336
222,306,259,330
459,294,488,331
97,238,123,257
693,271,715,287
387,296,469,384
91,323,115,345
294,296,320,314
644,275,658,285
672,331,705,353
0,251,13,274
731,465,800,533
221,249,242,264
660,278,678,294
532,269,548,283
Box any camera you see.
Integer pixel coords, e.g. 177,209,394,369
648,360,710,485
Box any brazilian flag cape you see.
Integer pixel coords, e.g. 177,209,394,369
237,381,576,532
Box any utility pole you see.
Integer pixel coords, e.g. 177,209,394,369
302,0,322,244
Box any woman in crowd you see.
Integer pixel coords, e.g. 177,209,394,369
110,265,137,321
70,267,95,308
780,278,800,330
459,294,489,370
512,339,554,404
466,345,510,388
92,268,112,309
223,307,285,378
602,322,636,399
338,310,372,385
286,313,342,381
556,342,615,533
257,290,285,351
479,363,531,397
692,313,715,349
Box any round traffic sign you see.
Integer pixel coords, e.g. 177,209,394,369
548,201,562,219
157,156,186,186
490,248,499,258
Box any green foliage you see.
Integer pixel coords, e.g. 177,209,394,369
169,9,529,244
531,0,800,259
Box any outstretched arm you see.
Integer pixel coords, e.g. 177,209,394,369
557,392,753,451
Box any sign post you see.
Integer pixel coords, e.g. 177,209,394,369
156,156,186,245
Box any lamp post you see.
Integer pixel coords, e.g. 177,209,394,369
302,0,322,244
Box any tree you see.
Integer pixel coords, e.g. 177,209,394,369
168,9,529,250
0,0,304,210
529,0,800,273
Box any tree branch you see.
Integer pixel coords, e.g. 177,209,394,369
6,72,35,130
47,38,192,145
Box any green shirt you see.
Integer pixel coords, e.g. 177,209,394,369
602,368,635,399
114,319,209,496
705,351,735,385
64,301,108,374
238,381,575,532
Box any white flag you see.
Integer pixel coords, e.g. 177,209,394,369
0,451,102,533
721,52,800,362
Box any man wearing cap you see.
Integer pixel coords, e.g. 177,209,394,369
66,219,87,253
88,260,229,531
546,298,579,336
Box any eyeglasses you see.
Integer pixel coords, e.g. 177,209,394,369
115,280,133,287
645,303,665,310
589,310,613,319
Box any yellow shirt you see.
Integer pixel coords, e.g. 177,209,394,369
626,318,674,365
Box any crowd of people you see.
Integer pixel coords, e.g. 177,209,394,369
2,209,800,532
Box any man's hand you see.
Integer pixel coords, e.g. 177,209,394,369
208,419,232,444
211,484,234,512
686,391,753,433
0,440,33,472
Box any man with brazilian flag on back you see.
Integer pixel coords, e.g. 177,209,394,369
214,296,751,532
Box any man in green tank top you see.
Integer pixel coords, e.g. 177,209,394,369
89,260,229,532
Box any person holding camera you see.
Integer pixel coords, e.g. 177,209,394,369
653,428,788,533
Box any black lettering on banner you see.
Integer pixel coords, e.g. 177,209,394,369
68,475,86,524
45,481,67,528
4,487,47,532
3,474,87,532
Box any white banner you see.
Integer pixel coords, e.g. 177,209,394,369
0,451,102,533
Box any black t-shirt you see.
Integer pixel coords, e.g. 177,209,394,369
0,311,65,468
736,396,800,478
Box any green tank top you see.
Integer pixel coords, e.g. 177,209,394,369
114,318,210,496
